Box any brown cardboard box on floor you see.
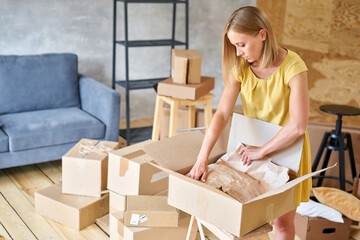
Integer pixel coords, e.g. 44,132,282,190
35,184,109,231
107,140,168,196
62,139,119,197
157,76,214,100
123,195,179,228
294,213,352,240
143,113,332,237
172,49,201,84
110,210,190,240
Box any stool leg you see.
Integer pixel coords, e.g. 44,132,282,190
312,132,330,172
339,134,346,190
345,133,357,179
152,95,163,141
316,148,332,187
204,98,213,132
169,100,179,138
188,106,196,129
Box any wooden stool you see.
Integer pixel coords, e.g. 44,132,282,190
152,93,215,141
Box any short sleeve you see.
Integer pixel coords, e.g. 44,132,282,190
232,65,242,83
284,52,308,86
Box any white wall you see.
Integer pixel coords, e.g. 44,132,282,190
0,0,256,120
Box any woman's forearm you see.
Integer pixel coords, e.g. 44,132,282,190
261,121,306,157
197,111,230,162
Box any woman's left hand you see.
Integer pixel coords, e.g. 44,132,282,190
238,145,265,166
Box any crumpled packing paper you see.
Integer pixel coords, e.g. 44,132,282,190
206,143,290,202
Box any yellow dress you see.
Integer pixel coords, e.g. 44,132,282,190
235,49,312,206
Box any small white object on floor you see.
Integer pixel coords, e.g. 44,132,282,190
296,199,344,223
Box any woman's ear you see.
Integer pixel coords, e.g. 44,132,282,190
259,29,267,41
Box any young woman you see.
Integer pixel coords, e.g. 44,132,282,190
188,6,312,240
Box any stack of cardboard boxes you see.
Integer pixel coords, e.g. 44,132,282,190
35,139,119,231
35,138,190,239
107,140,191,239
157,49,214,100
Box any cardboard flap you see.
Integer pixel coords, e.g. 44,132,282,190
143,131,225,174
147,161,233,199
228,113,304,173
249,164,337,202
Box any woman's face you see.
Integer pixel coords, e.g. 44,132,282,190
227,28,266,66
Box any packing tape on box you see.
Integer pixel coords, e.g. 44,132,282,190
79,140,114,155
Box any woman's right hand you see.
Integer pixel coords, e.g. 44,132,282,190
187,158,208,182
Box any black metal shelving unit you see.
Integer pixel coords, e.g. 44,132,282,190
112,0,189,145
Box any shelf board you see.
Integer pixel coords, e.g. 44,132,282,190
119,126,153,144
116,78,167,90
116,39,186,47
117,0,186,3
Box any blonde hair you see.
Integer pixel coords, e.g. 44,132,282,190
222,6,279,86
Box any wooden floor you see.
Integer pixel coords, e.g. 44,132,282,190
0,118,357,239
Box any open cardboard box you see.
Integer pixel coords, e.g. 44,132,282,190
143,113,333,237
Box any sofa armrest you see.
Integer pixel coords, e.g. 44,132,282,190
79,76,120,142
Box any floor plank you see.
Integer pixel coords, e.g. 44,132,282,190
0,170,63,239
0,221,12,240
51,160,62,172
0,189,36,239
4,165,109,239
35,162,62,184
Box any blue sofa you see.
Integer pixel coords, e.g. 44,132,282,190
0,53,120,169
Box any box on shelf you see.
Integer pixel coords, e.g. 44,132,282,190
294,213,352,240
172,49,201,84
143,113,331,237
110,211,190,240
157,76,214,100
35,184,109,231
62,139,119,197
107,140,168,196
124,195,179,228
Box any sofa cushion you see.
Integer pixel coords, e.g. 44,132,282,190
0,53,80,115
0,107,105,152
0,128,9,153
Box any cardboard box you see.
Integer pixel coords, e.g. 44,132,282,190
160,105,244,150
110,211,190,240
172,49,201,84
107,140,168,196
35,184,109,231
124,195,179,228
294,213,352,240
110,190,126,213
157,76,214,100
143,113,331,237
62,139,119,197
